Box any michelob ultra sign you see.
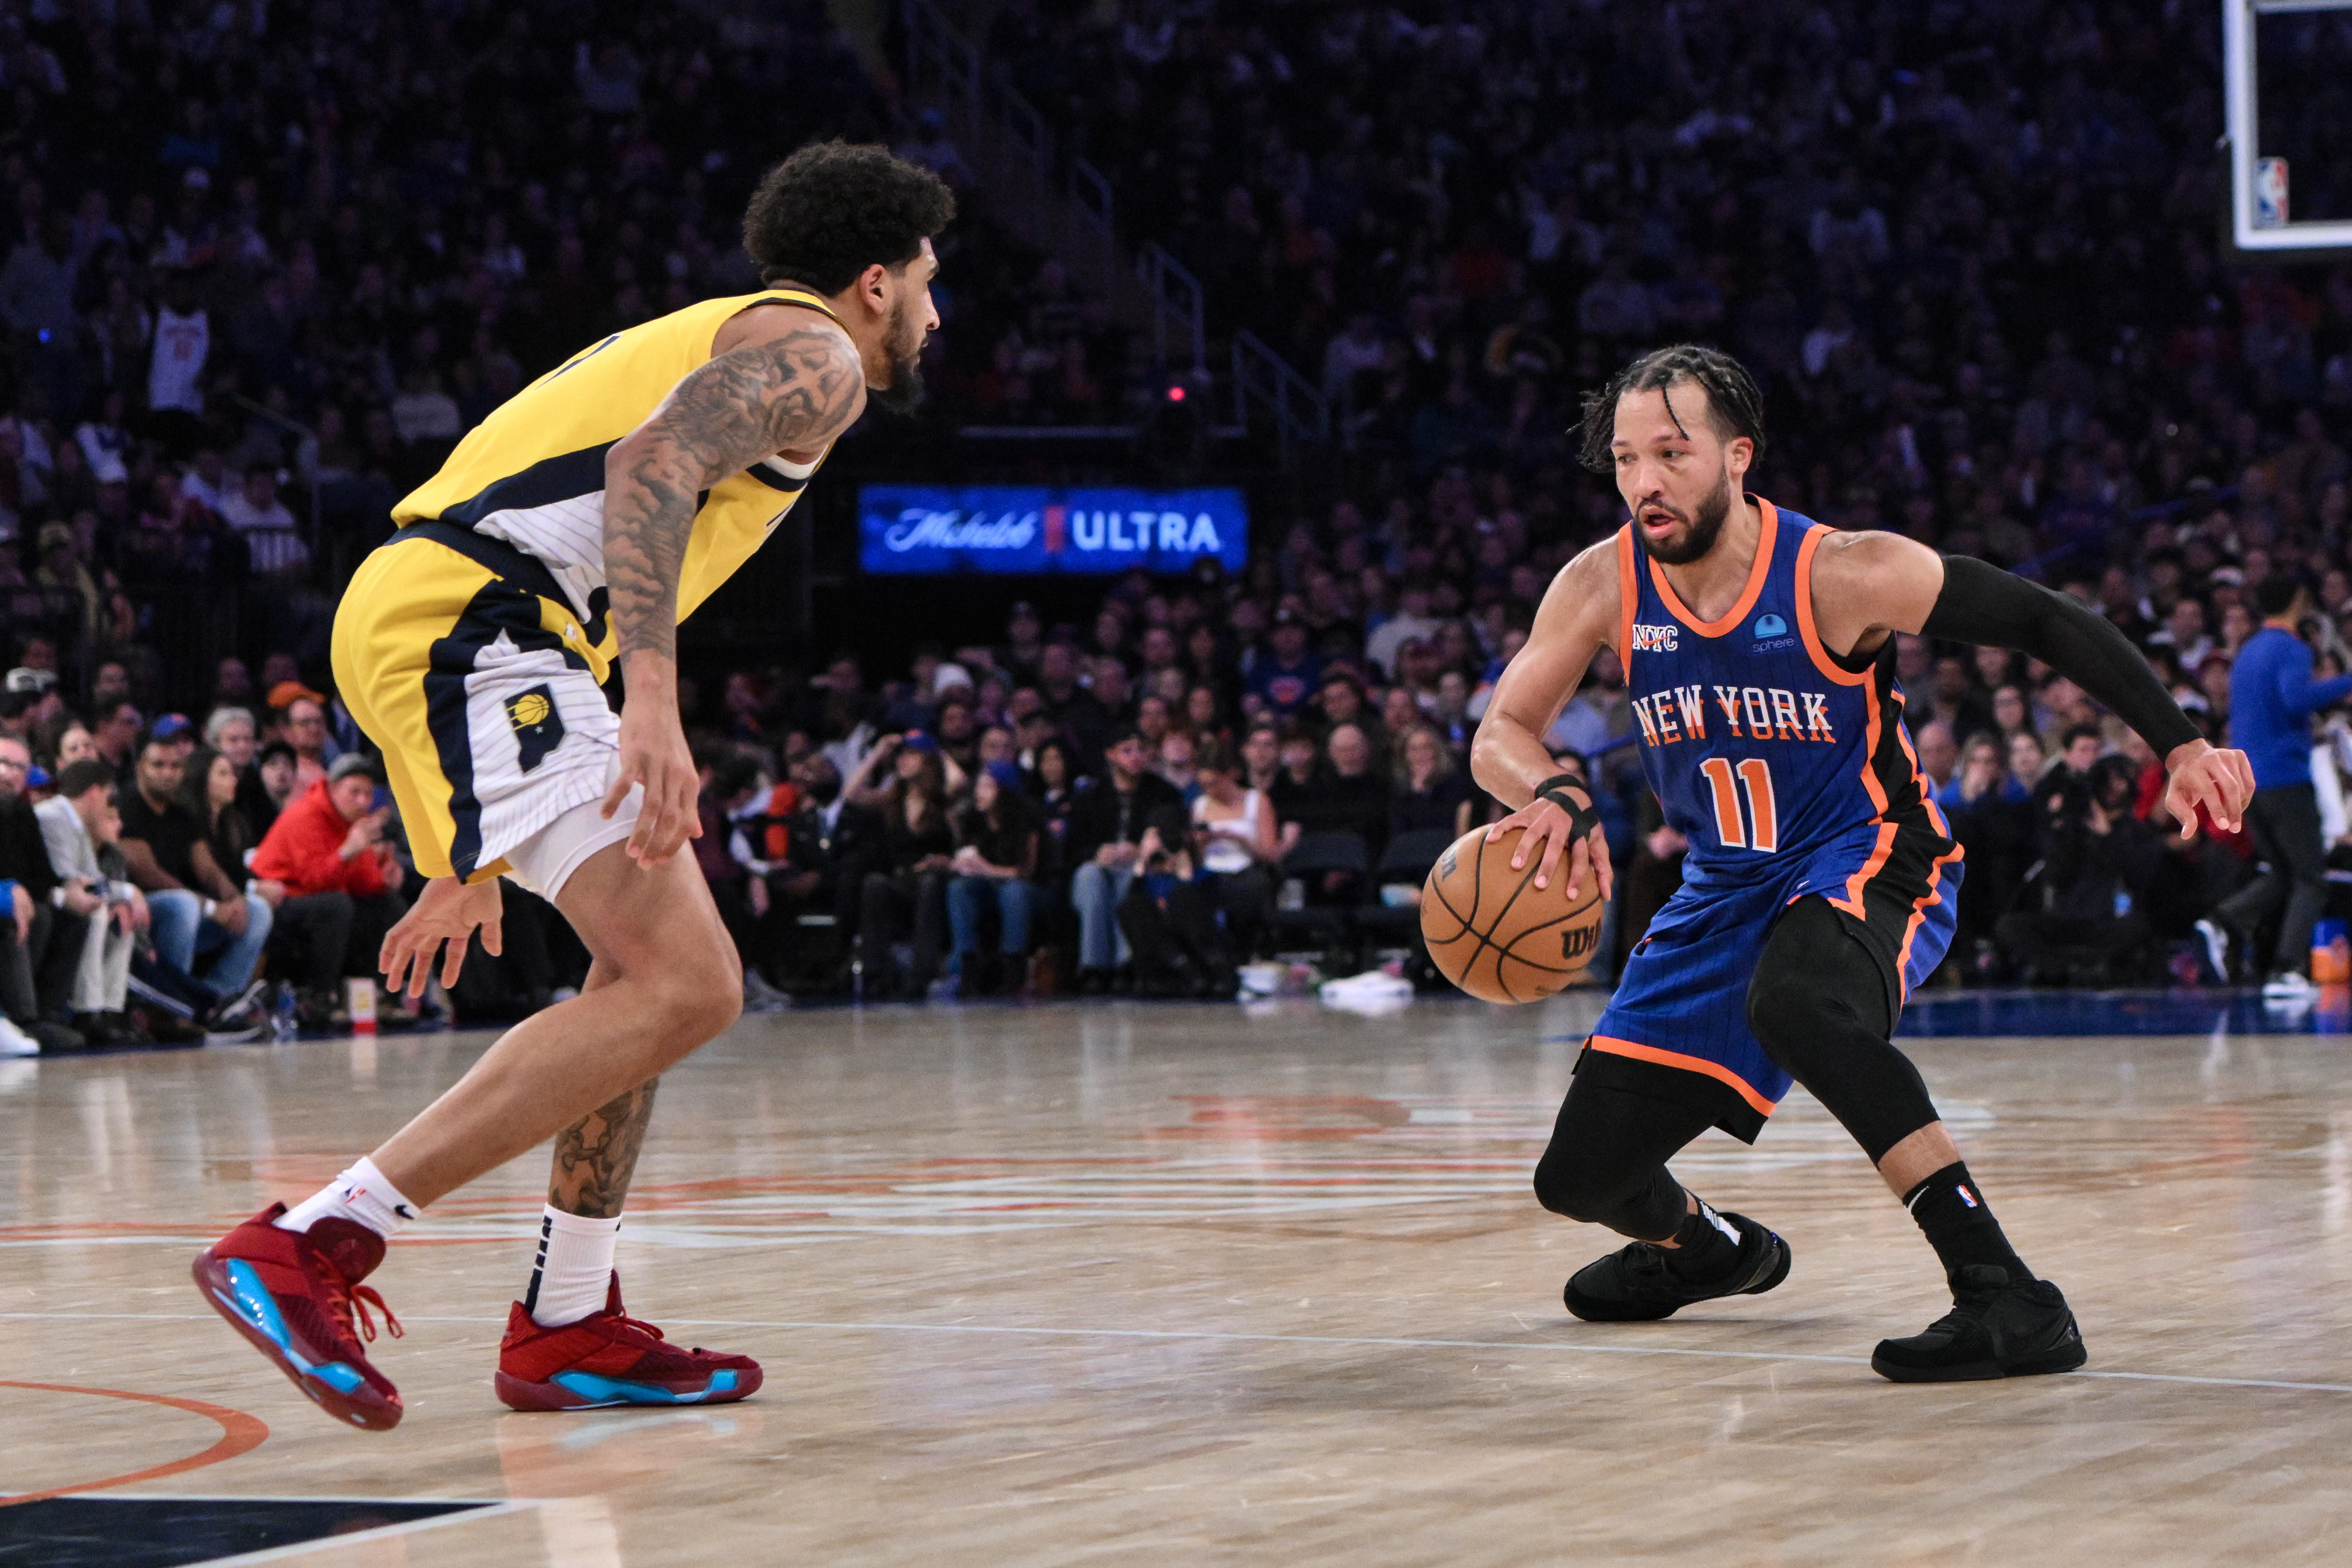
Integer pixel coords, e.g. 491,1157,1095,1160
858,485,1249,575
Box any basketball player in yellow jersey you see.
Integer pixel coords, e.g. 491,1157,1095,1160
191,143,954,1428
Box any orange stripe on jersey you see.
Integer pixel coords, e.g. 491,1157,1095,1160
1830,822,1900,917
1615,524,1637,666
1650,497,1779,638
1890,704,1954,837
1896,842,1969,999
1588,1036,1780,1117
1794,524,1872,688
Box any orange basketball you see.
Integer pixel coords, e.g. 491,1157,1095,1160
1421,823,1604,1003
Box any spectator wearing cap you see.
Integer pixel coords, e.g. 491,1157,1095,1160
118,727,271,1012
0,665,59,744
1247,608,1322,719
2204,573,2352,994
945,760,1042,997
35,758,150,1047
251,752,406,1019
1064,727,1188,992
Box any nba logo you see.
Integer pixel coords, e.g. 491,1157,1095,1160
1044,505,1065,554
2255,158,2289,230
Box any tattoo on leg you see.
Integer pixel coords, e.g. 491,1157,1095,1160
548,1078,660,1218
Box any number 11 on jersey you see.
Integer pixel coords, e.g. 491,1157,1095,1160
1698,757,1778,852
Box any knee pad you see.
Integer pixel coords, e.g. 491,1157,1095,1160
1532,1149,1679,1237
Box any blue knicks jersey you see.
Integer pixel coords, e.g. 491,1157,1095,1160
1586,498,1962,1135
1615,497,1949,892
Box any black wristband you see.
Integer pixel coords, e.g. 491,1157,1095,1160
1533,773,1601,840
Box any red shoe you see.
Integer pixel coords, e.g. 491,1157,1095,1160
192,1203,405,1431
495,1276,761,1412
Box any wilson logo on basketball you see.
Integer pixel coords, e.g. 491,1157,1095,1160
1563,924,1598,962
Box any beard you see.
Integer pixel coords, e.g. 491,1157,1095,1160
865,298,928,416
1632,466,1735,566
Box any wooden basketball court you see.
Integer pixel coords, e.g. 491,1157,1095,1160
4,996,2349,1564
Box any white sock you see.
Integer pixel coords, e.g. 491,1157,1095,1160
525,1207,622,1327
275,1157,418,1241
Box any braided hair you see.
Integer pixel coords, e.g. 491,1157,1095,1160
1576,344,1767,475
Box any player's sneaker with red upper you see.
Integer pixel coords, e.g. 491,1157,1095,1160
192,1203,405,1431
495,1275,761,1412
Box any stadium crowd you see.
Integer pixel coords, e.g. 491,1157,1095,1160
0,0,2346,1046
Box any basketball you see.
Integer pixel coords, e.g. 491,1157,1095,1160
1421,822,1605,1004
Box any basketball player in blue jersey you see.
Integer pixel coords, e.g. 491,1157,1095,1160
1475,346,2254,1381
191,144,952,1428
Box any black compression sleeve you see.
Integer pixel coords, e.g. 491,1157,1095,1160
1921,555,2202,757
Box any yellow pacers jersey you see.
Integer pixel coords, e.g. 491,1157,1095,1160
391,287,842,668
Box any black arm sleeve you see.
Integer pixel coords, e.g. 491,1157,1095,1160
1921,555,2203,758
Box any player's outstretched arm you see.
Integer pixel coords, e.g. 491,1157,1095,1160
1471,541,1618,902
599,322,866,864
1812,532,2254,838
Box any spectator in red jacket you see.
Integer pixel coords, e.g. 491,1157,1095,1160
253,752,406,1016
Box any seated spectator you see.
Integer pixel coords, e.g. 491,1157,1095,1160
1288,723,1389,855
204,705,275,835
945,761,1042,997
118,732,272,1015
0,734,80,1053
251,753,407,1024
35,759,150,1046
849,734,956,999
1029,736,1081,881
1392,724,1473,840
1117,819,1236,999
1311,670,1388,759
254,738,300,830
695,748,786,1012
184,745,269,898
1238,723,1282,797
90,700,141,780
1913,719,1959,798
270,684,336,791
1997,758,2163,982
1941,732,2034,978
1065,727,1187,992
1190,739,1279,959
1247,608,1322,718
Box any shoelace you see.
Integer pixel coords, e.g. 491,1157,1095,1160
327,1276,404,1345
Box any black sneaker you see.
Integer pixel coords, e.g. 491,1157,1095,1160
1870,1265,2087,1382
1563,1212,1792,1322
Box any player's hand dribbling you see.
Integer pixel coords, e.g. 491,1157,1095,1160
1486,787,1613,904
380,875,504,1000
2162,738,2255,840
608,699,701,865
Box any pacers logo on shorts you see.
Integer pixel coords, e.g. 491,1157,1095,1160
504,685,565,773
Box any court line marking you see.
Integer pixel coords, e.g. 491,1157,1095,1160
666,1319,2352,1395
0,1381,270,1506
198,1499,534,1566
11,1313,2352,1396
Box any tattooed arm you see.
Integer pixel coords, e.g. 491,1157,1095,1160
599,315,866,863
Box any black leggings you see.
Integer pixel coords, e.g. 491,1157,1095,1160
1535,896,1944,1239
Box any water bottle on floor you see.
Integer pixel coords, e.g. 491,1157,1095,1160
270,983,300,1043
